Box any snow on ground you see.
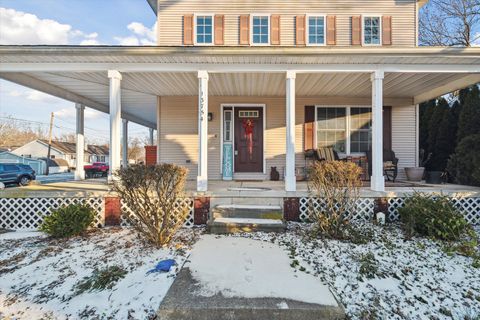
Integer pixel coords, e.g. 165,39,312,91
236,223,480,320
187,234,338,306
0,227,201,320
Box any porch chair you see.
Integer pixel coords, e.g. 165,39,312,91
366,149,399,182
315,147,341,162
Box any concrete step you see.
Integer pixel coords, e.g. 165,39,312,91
207,217,286,234
213,204,283,220
158,268,345,320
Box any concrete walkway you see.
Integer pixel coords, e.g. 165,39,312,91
158,235,345,320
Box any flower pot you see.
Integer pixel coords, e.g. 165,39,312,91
404,167,425,182
425,171,443,184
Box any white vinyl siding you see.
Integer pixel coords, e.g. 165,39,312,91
392,104,417,180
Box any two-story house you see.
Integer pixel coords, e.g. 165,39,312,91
0,0,479,193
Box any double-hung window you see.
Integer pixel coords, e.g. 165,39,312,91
363,16,381,45
251,15,269,45
307,15,325,45
195,14,213,45
316,106,372,154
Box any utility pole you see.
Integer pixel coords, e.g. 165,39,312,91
46,112,54,175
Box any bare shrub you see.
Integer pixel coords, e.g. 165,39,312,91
113,164,189,247
308,161,362,239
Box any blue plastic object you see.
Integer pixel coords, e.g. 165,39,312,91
146,259,176,274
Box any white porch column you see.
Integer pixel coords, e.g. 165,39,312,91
75,103,85,180
285,71,296,192
371,70,385,191
108,70,122,181
122,119,128,167
156,96,161,164
197,70,209,192
149,128,154,145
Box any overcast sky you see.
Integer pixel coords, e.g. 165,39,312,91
0,0,157,144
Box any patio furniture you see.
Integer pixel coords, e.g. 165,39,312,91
366,149,399,182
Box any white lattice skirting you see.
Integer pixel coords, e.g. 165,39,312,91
300,197,480,225
0,197,104,230
299,197,374,222
120,198,194,228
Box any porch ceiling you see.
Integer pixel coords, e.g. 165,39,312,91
1,46,479,128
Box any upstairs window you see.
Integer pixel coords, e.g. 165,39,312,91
363,16,381,45
307,16,325,45
251,15,269,44
195,14,213,45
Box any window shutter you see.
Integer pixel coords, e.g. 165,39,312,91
183,14,194,45
295,15,306,46
382,16,392,45
383,106,392,150
351,16,361,45
239,15,250,45
215,15,225,45
304,106,315,151
326,15,337,45
271,15,281,45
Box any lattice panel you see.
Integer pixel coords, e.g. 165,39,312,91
0,197,104,230
299,197,374,222
120,198,194,228
388,197,480,225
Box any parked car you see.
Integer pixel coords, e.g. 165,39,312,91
0,163,36,186
84,162,109,178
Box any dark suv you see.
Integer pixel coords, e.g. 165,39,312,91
0,163,36,186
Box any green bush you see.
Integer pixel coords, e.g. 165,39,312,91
399,193,471,241
447,134,480,186
39,204,95,238
74,265,127,294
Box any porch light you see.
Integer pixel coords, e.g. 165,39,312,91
208,112,213,121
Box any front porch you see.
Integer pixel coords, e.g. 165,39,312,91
1,46,480,194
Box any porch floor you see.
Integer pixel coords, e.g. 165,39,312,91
4,178,480,198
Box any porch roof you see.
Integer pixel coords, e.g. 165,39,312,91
1,46,479,128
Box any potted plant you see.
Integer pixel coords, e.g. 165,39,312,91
424,151,446,184
404,149,430,182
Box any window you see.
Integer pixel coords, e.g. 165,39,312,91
307,16,325,45
195,15,213,44
316,106,372,154
363,16,381,45
4,164,18,172
238,110,259,118
251,15,269,44
224,110,232,142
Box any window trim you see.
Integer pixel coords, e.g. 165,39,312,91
194,13,215,46
306,14,326,46
250,14,271,45
314,105,372,156
362,15,382,46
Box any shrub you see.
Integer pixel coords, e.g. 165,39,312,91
39,204,95,238
113,164,189,247
308,161,362,239
447,134,480,186
399,193,472,241
74,265,127,294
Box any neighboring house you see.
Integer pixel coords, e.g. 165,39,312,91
0,151,46,175
1,0,479,192
12,140,109,169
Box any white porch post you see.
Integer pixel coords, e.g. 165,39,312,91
285,71,296,192
75,103,85,180
197,70,209,192
371,70,385,191
122,119,128,167
149,128,154,145
108,70,122,181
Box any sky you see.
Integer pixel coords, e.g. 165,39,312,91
0,0,157,145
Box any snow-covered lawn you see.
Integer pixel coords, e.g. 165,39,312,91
0,227,201,320
238,223,480,319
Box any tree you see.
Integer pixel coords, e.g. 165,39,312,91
457,85,480,143
448,134,480,186
419,0,480,46
426,98,451,171
419,99,436,152
433,105,457,171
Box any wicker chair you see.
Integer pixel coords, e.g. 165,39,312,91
366,149,399,182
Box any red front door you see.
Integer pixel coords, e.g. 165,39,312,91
234,107,264,172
